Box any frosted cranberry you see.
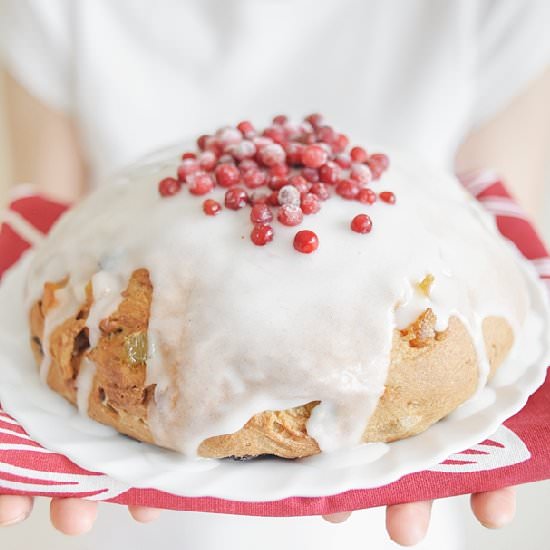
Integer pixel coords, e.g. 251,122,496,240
216,126,242,145
334,154,351,169
285,143,305,165
263,126,286,144
250,191,269,205
243,169,267,189
351,214,373,234
336,179,360,199
218,154,235,164
225,187,249,209
302,145,328,168
250,203,273,223
203,199,222,216
311,182,330,200
177,159,200,182
277,185,301,207
293,230,319,253
253,136,275,149
229,140,256,161
300,192,321,214
319,162,341,184
181,152,197,160
357,188,377,204
305,113,323,129
350,146,368,163
268,175,289,191
259,143,286,167
239,159,259,173
199,151,217,172
187,172,215,195
158,177,181,197
332,133,350,154
273,114,288,125
251,223,274,246
379,191,396,204
282,122,301,141
215,164,241,188
237,120,255,138
197,134,210,150
270,163,289,177
368,153,390,180
278,204,303,226
267,191,280,206
350,163,373,184
317,125,336,144
301,167,320,183
288,175,311,194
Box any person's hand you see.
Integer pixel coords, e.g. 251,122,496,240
0,495,162,535
323,486,516,547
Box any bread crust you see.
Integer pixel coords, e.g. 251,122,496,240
29,271,514,459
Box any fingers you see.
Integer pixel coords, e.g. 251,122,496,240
470,486,516,529
0,495,34,526
322,511,352,523
50,498,98,536
386,500,432,547
128,505,162,523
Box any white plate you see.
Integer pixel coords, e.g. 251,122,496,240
0,249,549,501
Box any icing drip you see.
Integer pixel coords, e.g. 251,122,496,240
26,147,530,455
76,357,96,415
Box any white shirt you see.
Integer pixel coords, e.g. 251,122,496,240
0,1,549,549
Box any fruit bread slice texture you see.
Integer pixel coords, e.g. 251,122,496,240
29,269,513,459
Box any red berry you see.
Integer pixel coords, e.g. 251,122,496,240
293,230,319,253
229,140,256,161
285,143,305,165
336,179,360,199
225,187,249,210
350,146,368,163
243,168,267,189
319,162,341,184
310,182,330,201
203,199,222,216
300,192,321,214
199,151,217,172
368,153,390,180
251,223,274,246
270,163,289,177
197,134,210,150
379,191,396,204
277,185,301,207
267,191,280,206
288,174,311,193
350,163,372,184
216,126,242,146
334,154,351,169
250,191,269,205
357,188,377,204
332,133,349,154
278,204,303,226
239,158,259,172
301,167,320,183
158,177,182,197
259,143,286,167
187,172,215,195
181,152,197,160
250,203,273,223
215,163,241,188
177,159,200,182
273,114,288,125
237,120,255,138
305,113,323,129
218,154,235,164
350,214,373,234
263,126,286,144
302,144,328,168
268,175,289,191
316,125,336,144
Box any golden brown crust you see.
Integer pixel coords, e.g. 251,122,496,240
29,273,514,459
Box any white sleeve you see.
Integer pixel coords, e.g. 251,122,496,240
0,0,73,113
472,0,550,128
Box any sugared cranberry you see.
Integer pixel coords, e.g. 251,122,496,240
199,151,217,172
332,133,350,154
273,114,288,125
316,125,336,144
336,179,360,199
302,144,328,168
181,152,197,160
305,113,323,129
237,120,255,138
368,153,390,180
267,191,280,206
243,168,267,189
225,187,249,209
251,223,274,246
197,134,210,150
263,126,286,144
379,191,396,204
350,214,373,234
334,153,351,169
293,230,319,253
278,204,303,226
350,163,372,184
250,191,269,205
357,188,377,204
158,177,182,197
259,143,286,167
203,199,222,216
285,143,304,165
229,140,256,161
300,192,321,214
177,159,200,182
270,163,289,177
288,175,311,193
215,164,241,188
239,158,259,172
319,162,341,185
216,126,242,146
278,185,301,207
187,172,215,195
268,175,289,191
218,154,235,164
250,203,273,223
301,167,320,183
310,182,330,200
350,146,368,163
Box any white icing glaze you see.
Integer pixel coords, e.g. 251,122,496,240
76,357,96,415
25,145,529,455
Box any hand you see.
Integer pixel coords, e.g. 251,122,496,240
0,495,162,535
323,486,516,547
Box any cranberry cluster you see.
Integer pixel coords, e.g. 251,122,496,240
158,114,394,253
